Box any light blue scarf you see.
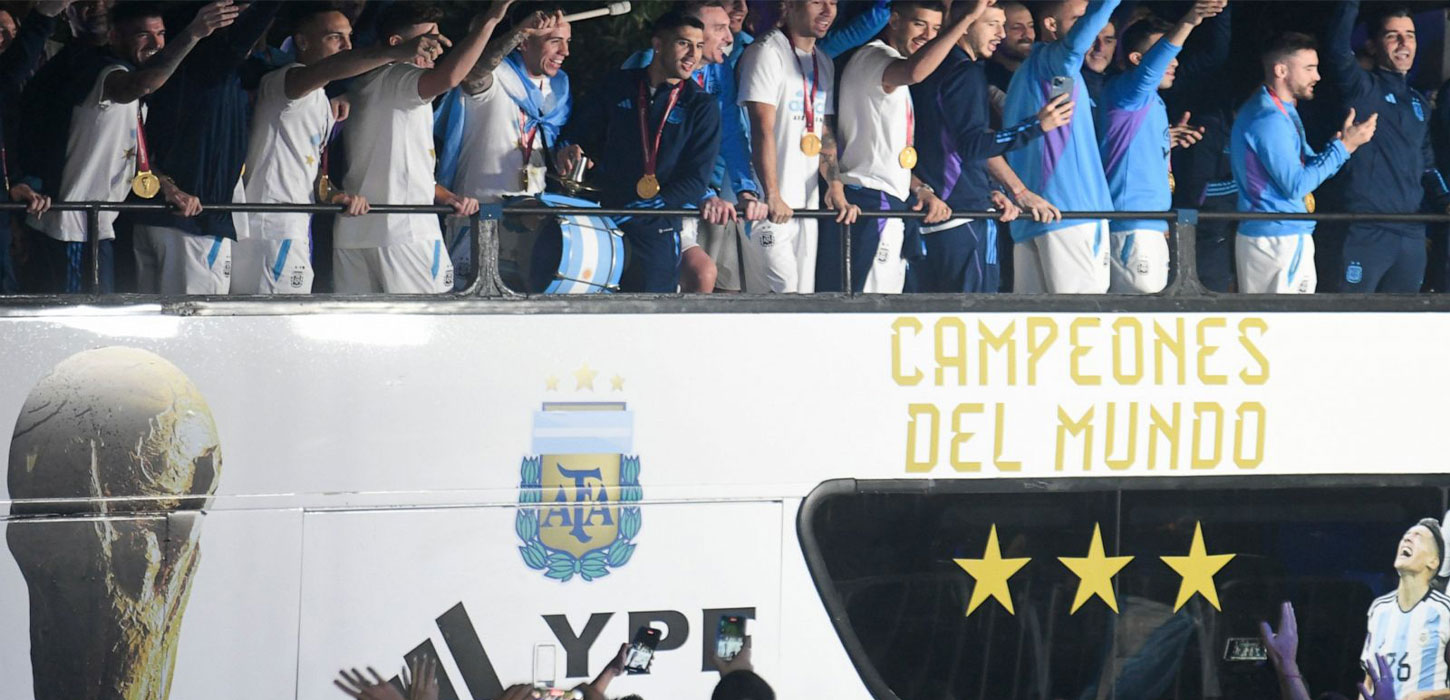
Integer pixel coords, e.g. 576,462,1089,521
433,52,572,191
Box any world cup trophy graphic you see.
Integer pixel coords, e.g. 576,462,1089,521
6,347,221,700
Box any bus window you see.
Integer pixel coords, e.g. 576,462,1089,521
801,479,1447,700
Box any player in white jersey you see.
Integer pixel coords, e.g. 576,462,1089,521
26,1,236,293
1362,518,1450,700
737,0,859,294
836,1,981,293
237,8,437,295
333,1,511,295
435,9,569,291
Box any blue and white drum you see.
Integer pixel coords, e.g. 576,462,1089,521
499,194,626,294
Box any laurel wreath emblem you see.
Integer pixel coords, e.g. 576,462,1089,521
516,455,641,582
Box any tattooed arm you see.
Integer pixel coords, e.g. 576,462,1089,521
819,118,859,224
463,10,561,96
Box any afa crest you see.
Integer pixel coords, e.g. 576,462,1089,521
517,392,641,583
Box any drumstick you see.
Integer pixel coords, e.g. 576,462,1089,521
560,1,631,24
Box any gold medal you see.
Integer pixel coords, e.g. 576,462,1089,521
636,174,661,199
1168,172,1176,194
898,147,918,170
801,133,822,157
132,171,160,199
1304,193,1316,214
316,174,336,203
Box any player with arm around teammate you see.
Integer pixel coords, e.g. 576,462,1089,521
1363,518,1450,700
236,4,439,295
1229,32,1377,294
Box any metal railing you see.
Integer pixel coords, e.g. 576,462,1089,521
2,200,1449,301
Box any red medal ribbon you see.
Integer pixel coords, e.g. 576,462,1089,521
637,77,687,186
517,110,541,168
1266,87,1306,166
906,100,914,147
135,110,152,174
1,142,10,194
799,48,820,135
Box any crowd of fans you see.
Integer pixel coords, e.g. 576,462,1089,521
0,0,1446,297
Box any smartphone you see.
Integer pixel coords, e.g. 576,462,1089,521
716,616,746,661
1048,75,1075,101
623,626,661,674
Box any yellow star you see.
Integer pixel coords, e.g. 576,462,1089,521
1160,522,1236,612
545,375,559,391
306,155,316,166
573,364,598,391
610,374,625,391
428,148,437,160
1058,523,1134,614
954,525,1030,616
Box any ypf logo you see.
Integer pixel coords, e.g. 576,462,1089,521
516,365,641,583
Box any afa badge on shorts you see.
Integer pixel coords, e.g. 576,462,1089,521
516,369,641,583
1346,261,1363,285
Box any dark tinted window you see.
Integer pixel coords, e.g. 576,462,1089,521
802,479,1447,700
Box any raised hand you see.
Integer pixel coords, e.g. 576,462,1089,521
395,34,446,66
1360,654,1396,700
1170,111,1205,149
1340,108,1379,152
186,0,241,40
1259,601,1300,674
1183,0,1227,26
400,656,438,700
522,10,566,38
484,0,519,24
335,667,406,700
1037,93,1074,132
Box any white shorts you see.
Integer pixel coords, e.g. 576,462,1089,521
861,217,908,294
1012,220,1110,294
134,225,232,295
1109,228,1170,294
334,238,454,295
740,218,817,294
1236,232,1315,294
231,237,314,295
700,218,745,292
679,218,701,252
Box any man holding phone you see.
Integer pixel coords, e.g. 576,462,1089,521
1002,0,1121,293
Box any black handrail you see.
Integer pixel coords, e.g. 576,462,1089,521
4,200,1450,297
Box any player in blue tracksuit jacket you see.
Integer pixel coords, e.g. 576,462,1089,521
1324,0,1450,293
1230,32,1377,294
1096,1,1222,294
559,15,721,293
1002,0,1119,294
910,2,1072,294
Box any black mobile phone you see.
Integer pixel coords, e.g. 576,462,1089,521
623,627,661,674
716,616,746,661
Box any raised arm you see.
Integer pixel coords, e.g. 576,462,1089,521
883,0,987,90
463,9,558,96
103,0,240,104
1173,2,1230,87
1110,33,1184,111
0,2,65,94
819,0,892,59
1325,0,1374,101
1251,113,1352,200
199,1,281,74
285,37,437,100
417,0,513,102
1039,0,1121,76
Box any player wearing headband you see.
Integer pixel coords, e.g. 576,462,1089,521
1362,517,1450,700
557,12,721,293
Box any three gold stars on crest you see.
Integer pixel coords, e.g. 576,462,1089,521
954,522,1234,617
545,364,625,392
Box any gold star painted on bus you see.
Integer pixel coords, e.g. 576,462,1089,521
1160,522,1236,612
610,374,625,391
573,364,598,391
545,375,559,391
1058,524,1134,614
954,525,1030,616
